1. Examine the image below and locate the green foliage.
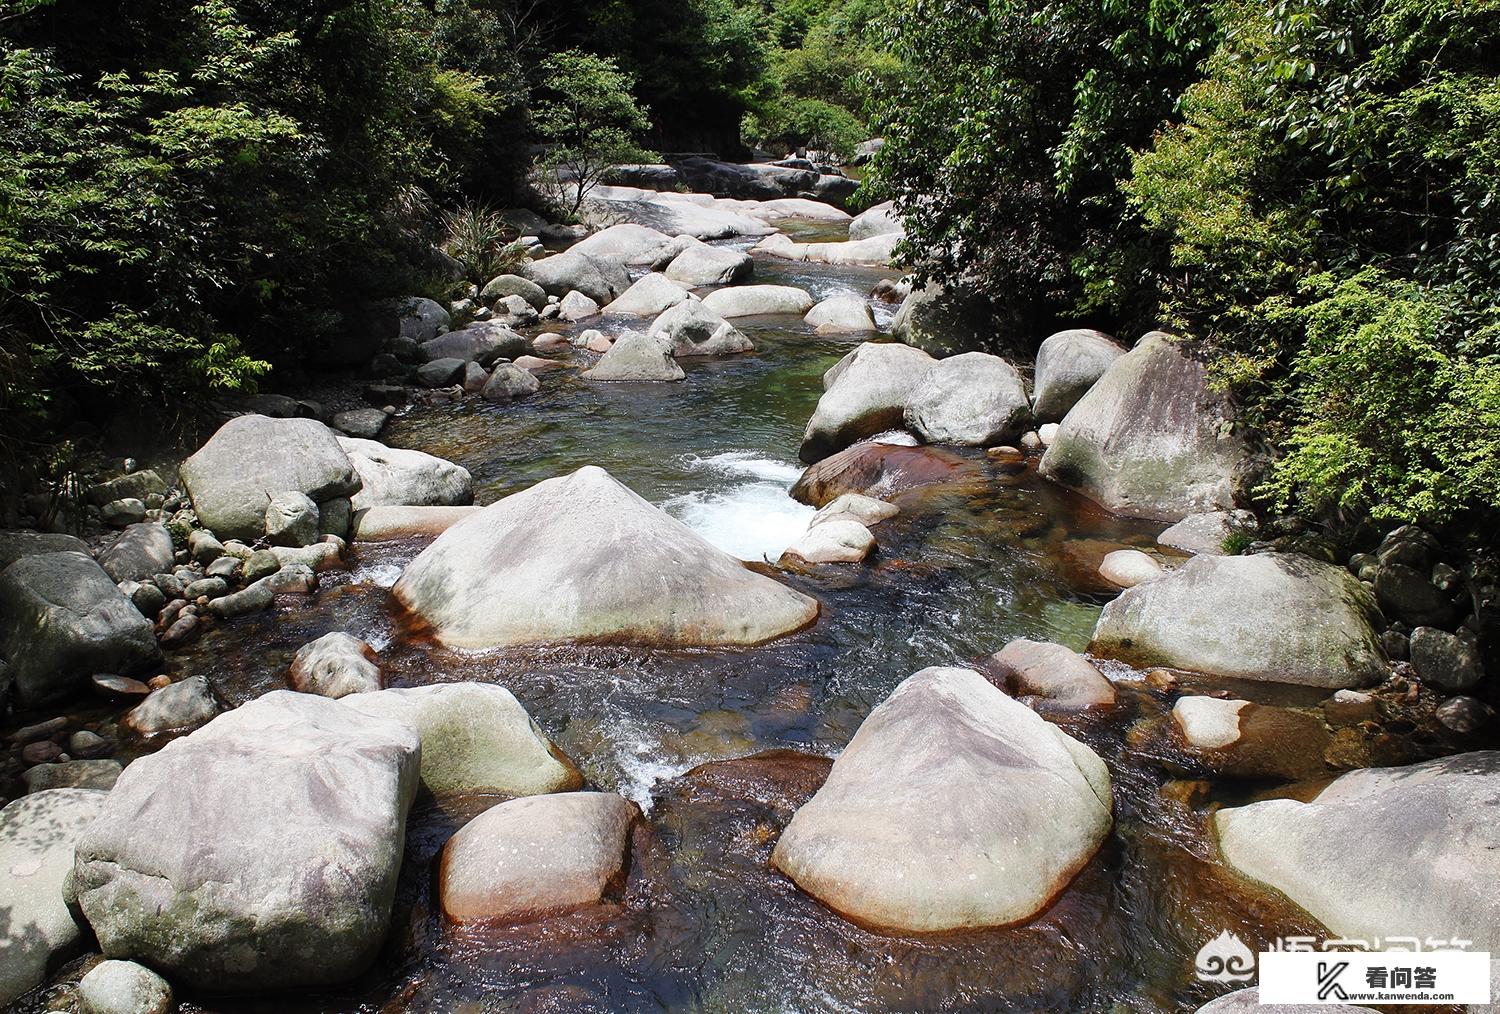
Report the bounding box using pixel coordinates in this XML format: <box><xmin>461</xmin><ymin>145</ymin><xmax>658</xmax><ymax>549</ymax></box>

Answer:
<box><xmin>1128</xmin><ymin>0</ymin><xmax>1500</xmax><ymax>524</ymax></box>
<box><xmin>531</xmin><ymin>50</ymin><xmax>655</xmax><ymax>216</ymax></box>
<box><xmin>439</xmin><ymin>203</ymin><xmax>530</xmax><ymax>285</ymax></box>
<box><xmin>863</xmin><ymin>0</ymin><xmax>1215</xmax><ymax>340</ymax></box>
<box><xmin>742</xmin><ymin>96</ymin><xmax>866</xmax><ymax>161</ymax></box>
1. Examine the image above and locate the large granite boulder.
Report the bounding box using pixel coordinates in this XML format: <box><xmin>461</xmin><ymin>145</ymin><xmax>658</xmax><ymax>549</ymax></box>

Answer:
<box><xmin>70</xmin><ymin>692</ymin><xmax>421</xmax><ymax>991</ymax></box>
<box><xmin>521</xmin><ymin>250</ymin><xmax>630</xmax><ymax>304</ymax></box>
<box><xmin>180</xmin><ymin>415</ymin><xmax>361</xmax><ymax>540</ymax></box>
<box><xmin>568</xmin><ymin>223</ymin><xmax>677</xmax><ymax>265</ymax></box>
<box><xmin>0</xmin><ymin>552</ymin><xmax>157</xmax><ymax>707</ymax></box>
<box><xmin>804</xmin><ymin>294</ymin><xmax>876</xmax><ymax>333</ymax></box>
<box><xmin>1090</xmin><ymin>553</ymin><xmax>1386</xmax><ymax>688</ymax></box>
<box><xmin>393</xmin><ymin>465</ymin><xmax>818</xmax><ymax>648</ymax></box>
<box><xmin>1031</xmin><ymin>329</ymin><xmax>1125</xmax><ymax>423</ymax></box>
<box><xmin>752</xmin><ymin>232</ymin><xmax>900</xmax><ymax>266</ymax></box>
<box><xmin>421</xmin><ymin>323</ymin><xmax>527</xmax><ymax>365</ymax></box>
<box><xmin>701</xmin><ymin>284</ymin><xmax>814</xmax><ymax>318</ymax></box>
<box><xmin>1040</xmin><ymin>333</ymin><xmax>1246</xmax><ymax>521</ymax></box>
<box><xmin>663</xmin><ymin>240</ymin><xmax>754</xmax><ymax>286</ymax></box>
<box><xmin>889</xmin><ymin>280</ymin><xmax>995</xmax><ymax>358</ymax></box>
<box><xmin>1215</xmin><ymin>752</ymin><xmax>1500</xmax><ymax>966</ymax></box>
<box><xmin>480</xmin><ymin>273</ymin><xmax>547</xmax><ymax>310</ymax></box>
<box><xmin>582</xmin><ymin>330</ymin><xmax>685</xmax><ymax>382</ymax></box>
<box><xmin>903</xmin><ymin>352</ymin><xmax>1030</xmax><ymax>446</ymax></box>
<box><xmin>799</xmin><ymin>342</ymin><xmax>936</xmax><ymax>463</ymax></box>
<box><xmin>772</xmin><ymin>667</ymin><xmax>1112</xmax><ymax>932</ymax></box>
<box><xmin>848</xmin><ymin>201</ymin><xmax>901</xmax><ymax>241</ymax></box>
<box><xmin>600</xmin><ymin>272</ymin><xmax>692</xmax><ymax>316</ymax></box>
<box><xmin>439</xmin><ymin>792</ymin><xmax>639</xmax><ymax>923</ymax></box>
<box><xmin>0</xmin><ymin>789</ymin><xmax>109</xmax><ymax>1005</ymax></box>
<box><xmin>337</xmin><ymin>437</ymin><xmax>473</xmax><ymax>511</ymax></box>
<box><xmin>98</xmin><ymin>522</ymin><xmax>174</xmax><ymax>583</ymax></box>
<box><xmin>342</xmin><ymin>683</ymin><xmax>581</xmax><ymax>797</ymax></box>
<box><xmin>647</xmin><ymin>300</ymin><xmax>753</xmax><ymax>357</ymax></box>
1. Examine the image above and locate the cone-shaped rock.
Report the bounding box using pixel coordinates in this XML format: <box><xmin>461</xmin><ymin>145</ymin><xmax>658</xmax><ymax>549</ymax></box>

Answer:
<box><xmin>393</xmin><ymin>466</ymin><xmax>819</xmax><ymax>648</ymax></box>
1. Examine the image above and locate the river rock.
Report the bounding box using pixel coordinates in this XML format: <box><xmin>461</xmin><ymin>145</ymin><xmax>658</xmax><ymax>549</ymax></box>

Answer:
<box><xmin>180</xmin><ymin>415</ymin><xmax>360</xmax><ymax>540</ymax></box>
<box><xmin>349</xmin><ymin>504</ymin><xmax>483</xmax><ymax>541</ymax></box>
<box><xmin>1031</xmin><ymin>329</ymin><xmax>1125</xmax><ymax>423</ymax></box>
<box><xmin>71</xmin><ymin>691</ymin><xmax>421</xmax><ymax>990</ymax></box>
<box><xmin>752</xmin><ymin>231</ymin><xmax>900</xmax><ymax>266</ymax></box>
<box><xmin>559</xmin><ymin>289</ymin><xmax>601</xmax><ymax>322</ymax></box>
<box><xmin>1215</xmin><ymin>752</ymin><xmax>1500</xmax><ymax>965</ymax></box>
<box><xmin>1409</xmin><ymin>626</ymin><xmax>1484</xmax><ymax>692</ymax></box>
<box><xmin>1436</xmin><ymin>695</ymin><xmax>1494</xmax><ymax>733</ymax></box>
<box><xmin>87</xmin><ymin>469</ymin><xmax>166</xmax><ymax>507</ymax></box>
<box><xmin>582</xmin><ymin>330</ymin><xmax>685</xmax><ymax>382</ymax></box>
<box><xmin>1173</xmin><ymin>696</ymin><xmax>1248</xmax><ymax>748</ymax></box>
<box><xmin>987</xmin><ymin>639</ymin><xmax>1115</xmax><ymax>708</ymax></box>
<box><xmin>780</xmin><ymin>518</ymin><xmax>875</xmax><ymax>565</ymax></box>
<box><xmin>1040</xmin><ymin>333</ymin><xmax>1246</xmax><ymax>522</ymax></box>
<box><xmin>903</xmin><ymin>351</ymin><xmax>1030</xmax><ymax>447</ymax></box>
<box><xmin>889</xmin><ymin>280</ymin><xmax>993</xmax><ymax>358</ymax></box>
<box><xmin>522</xmin><ymin>250</ymin><xmax>630</xmax><ymax>304</ymax></box>
<box><xmin>1098</xmin><ymin>549</ymin><xmax>1164</xmax><ymax>588</ymax></box>
<box><xmin>663</xmin><ymin>240</ymin><xmax>753</xmax><ymax>286</ymax></box>
<box><xmin>1090</xmin><ymin>553</ymin><xmax>1385</xmax><ymax>688</ymax></box>
<box><xmin>438</xmin><ymin>791</ymin><xmax>639</xmax><ymax>923</ymax></box>
<box><xmin>1373</xmin><ymin>563</ymin><xmax>1454</xmax><ymax>628</ymax></box>
<box><xmin>701</xmin><ymin>284</ymin><xmax>814</xmax><ymax>318</ymax></box>
<box><xmin>23</xmin><ymin>759</ymin><xmax>122</xmax><ymax>792</ymax></box>
<box><xmin>0</xmin><ymin>552</ymin><xmax>157</xmax><ymax>707</ymax></box>
<box><xmin>804</xmin><ymin>293</ymin><xmax>876</xmax><ymax>333</ymax></box>
<box><xmin>481</xmin><ymin>363</ymin><xmax>542</xmax><ymax>400</ymax></box>
<box><xmin>799</xmin><ymin>342</ymin><xmax>936</xmax><ymax>462</ymax></box>
<box><xmin>1173</xmin><ymin>697</ymin><xmax>1329</xmax><ymax>779</ymax></box>
<box><xmin>480</xmin><ymin>273</ymin><xmax>548</xmax><ymax>309</ymax></box>
<box><xmin>1375</xmin><ymin>524</ymin><xmax>1441</xmax><ymax>569</ymax></box>
<box><xmin>99</xmin><ymin>522</ymin><xmax>174</xmax><ymax>583</ymax></box>
<box><xmin>848</xmin><ymin>201</ymin><xmax>901</xmax><ymax>241</ymax></box>
<box><xmin>264</xmin><ymin>490</ymin><xmax>319</xmax><ymax>547</ymax></box>
<box><xmin>416</xmin><ymin>357</ymin><xmax>466</xmax><ymax>387</ymax></box>
<box><xmin>124</xmin><ymin>675</ymin><xmax>220</xmax><ymax>735</ymax></box>
<box><xmin>331</xmin><ymin>407</ymin><xmax>389</xmax><ymax>440</ymax></box>
<box><xmin>569</xmin><ymin>223</ymin><xmax>677</xmax><ymax>265</ymax></box>
<box><xmin>1195</xmin><ymin>987</ymin><xmax>1379</xmax><ymax>1013</ymax></box>
<box><xmin>601</xmin><ymin>272</ymin><xmax>692</xmax><ymax>315</ymax></box>
<box><xmin>809</xmin><ymin>493</ymin><xmax>899</xmax><ymax>529</ymax></box>
<box><xmin>343</xmin><ymin>683</ymin><xmax>580</xmax><ymax>797</ymax></box>
<box><xmin>0</xmin><ymin>789</ymin><xmax>109</xmax><ymax>1005</ymax></box>
<box><xmin>421</xmin><ymin>323</ymin><xmax>528</xmax><ymax>365</ymax></box>
<box><xmin>337</xmin><ymin>437</ymin><xmax>473</xmax><ymax>510</ymax></box>
<box><xmin>790</xmin><ymin>438</ymin><xmax>982</xmax><ymax>507</ymax></box>
<box><xmin>289</xmin><ymin>632</ymin><xmax>381</xmax><ymax>698</ymax></box>
<box><xmin>205</xmin><ymin>579</ymin><xmax>273</xmax><ymax>618</ymax></box>
<box><xmin>0</xmin><ymin>530</ymin><xmax>90</xmax><ymax>569</ymax></box>
<box><xmin>772</xmin><ymin>666</ymin><xmax>1112</xmax><ymax>932</ymax></box>
<box><xmin>77</xmin><ymin>960</ymin><xmax>173</xmax><ymax>1014</ymax></box>
<box><xmin>393</xmin><ymin>465</ymin><xmax>818</xmax><ymax>648</ymax></box>
<box><xmin>398</xmin><ymin>296</ymin><xmax>449</xmax><ymax>342</ymax></box>
<box><xmin>647</xmin><ymin>300</ymin><xmax>753</xmax><ymax>357</ymax></box>
<box><xmin>1157</xmin><ymin>510</ymin><xmax>1255</xmax><ymax>556</ymax></box>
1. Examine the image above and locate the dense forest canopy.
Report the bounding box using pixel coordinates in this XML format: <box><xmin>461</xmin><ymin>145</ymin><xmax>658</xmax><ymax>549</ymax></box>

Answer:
<box><xmin>1</xmin><ymin>0</ymin><xmax>1497</xmax><ymax>534</ymax></box>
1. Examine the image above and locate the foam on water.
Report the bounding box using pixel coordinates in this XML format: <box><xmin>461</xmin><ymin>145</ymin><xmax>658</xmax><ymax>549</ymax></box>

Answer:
<box><xmin>663</xmin><ymin>451</ymin><xmax>815</xmax><ymax>561</ymax></box>
<box><xmin>681</xmin><ymin>449</ymin><xmax>805</xmax><ymax>485</ymax></box>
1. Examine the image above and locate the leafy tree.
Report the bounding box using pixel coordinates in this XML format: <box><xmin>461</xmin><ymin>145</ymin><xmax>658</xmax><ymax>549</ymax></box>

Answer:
<box><xmin>531</xmin><ymin>50</ymin><xmax>654</xmax><ymax>216</ymax></box>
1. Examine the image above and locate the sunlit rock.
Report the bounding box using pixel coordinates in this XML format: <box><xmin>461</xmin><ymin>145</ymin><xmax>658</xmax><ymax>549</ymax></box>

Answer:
<box><xmin>799</xmin><ymin>342</ymin><xmax>935</xmax><ymax>462</ymax></box>
<box><xmin>1031</xmin><ymin>329</ymin><xmax>1125</xmax><ymax>423</ymax></box>
<box><xmin>987</xmin><ymin>639</ymin><xmax>1115</xmax><ymax>709</ymax></box>
<box><xmin>903</xmin><ymin>351</ymin><xmax>1030</xmax><ymax>447</ymax></box>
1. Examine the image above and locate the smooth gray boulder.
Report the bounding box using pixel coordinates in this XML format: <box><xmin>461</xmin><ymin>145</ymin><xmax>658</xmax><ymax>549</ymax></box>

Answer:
<box><xmin>393</xmin><ymin>465</ymin><xmax>818</xmax><ymax>648</ymax></box>
<box><xmin>331</xmin><ymin>407</ymin><xmax>389</xmax><ymax>439</ymax></box>
<box><xmin>342</xmin><ymin>683</ymin><xmax>581</xmax><ymax>797</ymax></box>
<box><xmin>77</xmin><ymin>960</ymin><xmax>173</xmax><ymax>1014</ymax></box>
<box><xmin>772</xmin><ymin>666</ymin><xmax>1112</xmax><ymax>932</ymax></box>
<box><xmin>71</xmin><ymin>692</ymin><xmax>421</xmax><ymax>991</ymax></box>
<box><xmin>1090</xmin><ymin>553</ymin><xmax>1386</xmax><ymax>688</ymax></box>
<box><xmin>289</xmin><ymin>632</ymin><xmax>381</xmax><ymax>698</ymax></box>
<box><xmin>99</xmin><ymin>522</ymin><xmax>174</xmax><ymax>583</ymax></box>
<box><xmin>647</xmin><ymin>300</ymin><xmax>753</xmax><ymax>357</ymax></box>
<box><xmin>180</xmin><ymin>415</ymin><xmax>360</xmax><ymax>540</ymax></box>
<box><xmin>124</xmin><ymin>675</ymin><xmax>220</xmax><ymax>736</ymax></box>
<box><xmin>987</xmin><ymin>639</ymin><xmax>1115</xmax><ymax>708</ymax></box>
<box><xmin>398</xmin><ymin>296</ymin><xmax>449</xmax><ymax>342</ymax></box>
<box><xmin>480</xmin><ymin>363</ymin><xmax>542</xmax><ymax>400</ymax></box>
<box><xmin>780</xmin><ymin>518</ymin><xmax>875</xmax><ymax>565</ymax></box>
<box><xmin>1157</xmin><ymin>509</ymin><xmax>1256</xmax><ymax>556</ymax></box>
<box><xmin>480</xmin><ymin>273</ymin><xmax>547</xmax><ymax>309</ymax></box>
<box><xmin>1040</xmin><ymin>333</ymin><xmax>1246</xmax><ymax>521</ymax></box>
<box><xmin>799</xmin><ymin>342</ymin><xmax>936</xmax><ymax>463</ymax></box>
<box><xmin>559</xmin><ymin>289</ymin><xmax>601</xmax><ymax>322</ymax></box>
<box><xmin>1215</xmin><ymin>753</ymin><xmax>1500</xmax><ymax>968</ymax></box>
<box><xmin>568</xmin><ymin>223</ymin><xmax>677</xmax><ymax>265</ymax></box>
<box><xmin>0</xmin><ymin>789</ymin><xmax>109</xmax><ymax>1006</ymax></box>
<box><xmin>601</xmin><ymin>272</ymin><xmax>692</xmax><ymax>316</ymax></box>
<box><xmin>804</xmin><ymin>293</ymin><xmax>876</xmax><ymax>333</ymax></box>
<box><xmin>889</xmin><ymin>280</ymin><xmax>994</xmax><ymax>358</ymax></box>
<box><xmin>0</xmin><ymin>530</ymin><xmax>89</xmax><ymax>569</ymax></box>
<box><xmin>581</xmin><ymin>330</ymin><xmax>685</xmax><ymax>382</ymax></box>
<box><xmin>337</xmin><ymin>437</ymin><xmax>473</xmax><ymax>511</ymax></box>
<box><xmin>521</xmin><ymin>250</ymin><xmax>630</xmax><ymax>304</ymax></box>
<box><xmin>848</xmin><ymin>200</ymin><xmax>901</xmax><ymax>241</ymax></box>
<box><xmin>439</xmin><ymin>791</ymin><xmax>638</xmax><ymax>923</ymax></box>
<box><xmin>663</xmin><ymin>240</ymin><xmax>753</xmax><ymax>286</ymax></box>
<box><xmin>421</xmin><ymin>323</ymin><xmax>527</xmax><ymax>365</ymax></box>
<box><xmin>264</xmin><ymin>490</ymin><xmax>319</xmax><ymax>547</ymax></box>
<box><xmin>903</xmin><ymin>351</ymin><xmax>1030</xmax><ymax>446</ymax></box>
<box><xmin>701</xmin><ymin>284</ymin><xmax>815</xmax><ymax>318</ymax></box>
<box><xmin>416</xmin><ymin>357</ymin><xmax>465</xmax><ymax>387</ymax></box>
<box><xmin>0</xmin><ymin>552</ymin><xmax>157</xmax><ymax>707</ymax></box>
<box><xmin>1031</xmin><ymin>329</ymin><xmax>1126</xmax><ymax>423</ymax></box>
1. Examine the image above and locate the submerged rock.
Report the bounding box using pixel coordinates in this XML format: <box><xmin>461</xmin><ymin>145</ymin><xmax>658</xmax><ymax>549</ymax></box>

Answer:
<box><xmin>71</xmin><ymin>692</ymin><xmax>421</xmax><ymax>991</ymax></box>
<box><xmin>0</xmin><ymin>789</ymin><xmax>109</xmax><ymax>1006</ymax></box>
<box><xmin>1040</xmin><ymin>334</ymin><xmax>1246</xmax><ymax>522</ymax></box>
<box><xmin>772</xmin><ymin>667</ymin><xmax>1112</xmax><ymax>932</ymax></box>
<box><xmin>1090</xmin><ymin>553</ymin><xmax>1385</xmax><ymax>688</ymax></box>
<box><xmin>337</xmin><ymin>437</ymin><xmax>473</xmax><ymax>511</ymax></box>
<box><xmin>0</xmin><ymin>551</ymin><xmax>157</xmax><ymax>707</ymax></box>
<box><xmin>799</xmin><ymin>342</ymin><xmax>935</xmax><ymax>462</ymax></box>
<box><xmin>1215</xmin><ymin>752</ymin><xmax>1500</xmax><ymax>964</ymax></box>
<box><xmin>393</xmin><ymin>465</ymin><xmax>818</xmax><ymax>648</ymax></box>
<box><xmin>1172</xmin><ymin>696</ymin><xmax>1329</xmax><ymax>780</ymax></box>
<box><xmin>439</xmin><ymin>792</ymin><xmax>639</xmax><ymax>923</ymax></box>
<box><xmin>342</xmin><ymin>683</ymin><xmax>581</xmax><ymax>797</ymax></box>
<box><xmin>289</xmin><ymin>631</ymin><xmax>381</xmax><ymax>698</ymax></box>
<box><xmin>903</xmin><ymin>351</ymin><xmax>1030</xmax><ymax>447</ymax></box>
<box><xmin>180</xmin><ymin>414</ymin><xmax>361</xmax><ymax>541</ymax></box>
<box><xmin>986</xmin><ymin>639</ymin><xmax>1115</xmax><ymax>709</ymax></box>
<box><xmin>1031</xmin><ymin>329</ymin><xmax>1125</xmax><ymax>423</ymax></box>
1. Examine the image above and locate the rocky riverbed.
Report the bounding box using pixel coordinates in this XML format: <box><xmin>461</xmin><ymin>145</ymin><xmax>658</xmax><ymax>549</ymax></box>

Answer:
<box><xmin>0</xmin><ymin>188</ymin><xmax>1494</xmax><ymax>1014</ymax></box>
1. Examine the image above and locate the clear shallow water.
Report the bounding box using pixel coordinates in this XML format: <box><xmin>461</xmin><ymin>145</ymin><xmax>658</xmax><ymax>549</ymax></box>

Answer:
<box><xmin>10</xmin><ymin>222</ymin><xmax>1435</xmax><ymax>1014</ymax></box>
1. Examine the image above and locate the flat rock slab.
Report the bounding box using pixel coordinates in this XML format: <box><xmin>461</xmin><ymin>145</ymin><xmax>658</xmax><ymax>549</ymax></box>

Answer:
<box><xmin>439</xmin><ymin>791</ymin><xmax>639</xmax><ymax>923</ymax></box>
<box><xmin>393</xmin><ymin>465</ymin><xmax>818</xmax><ymax>648</ymax></box>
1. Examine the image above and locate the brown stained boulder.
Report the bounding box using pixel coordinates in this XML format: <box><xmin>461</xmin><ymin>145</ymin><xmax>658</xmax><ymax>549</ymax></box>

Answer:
<box><xmin>790</xmin><ymin>439</ymin><xmax>982</xmax><ymax>508</ymax></box>
<box><xmin>986</xmin><ymin>639</ymin><xmax>1115</xmax><ymax>709</ymax></box>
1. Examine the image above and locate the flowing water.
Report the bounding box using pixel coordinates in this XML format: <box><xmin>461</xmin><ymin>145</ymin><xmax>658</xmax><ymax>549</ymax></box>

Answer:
<box><xmin>11</xmin><ymin>218</ymin><xmax>1401</xmax><ymax>1013</ymax></box>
